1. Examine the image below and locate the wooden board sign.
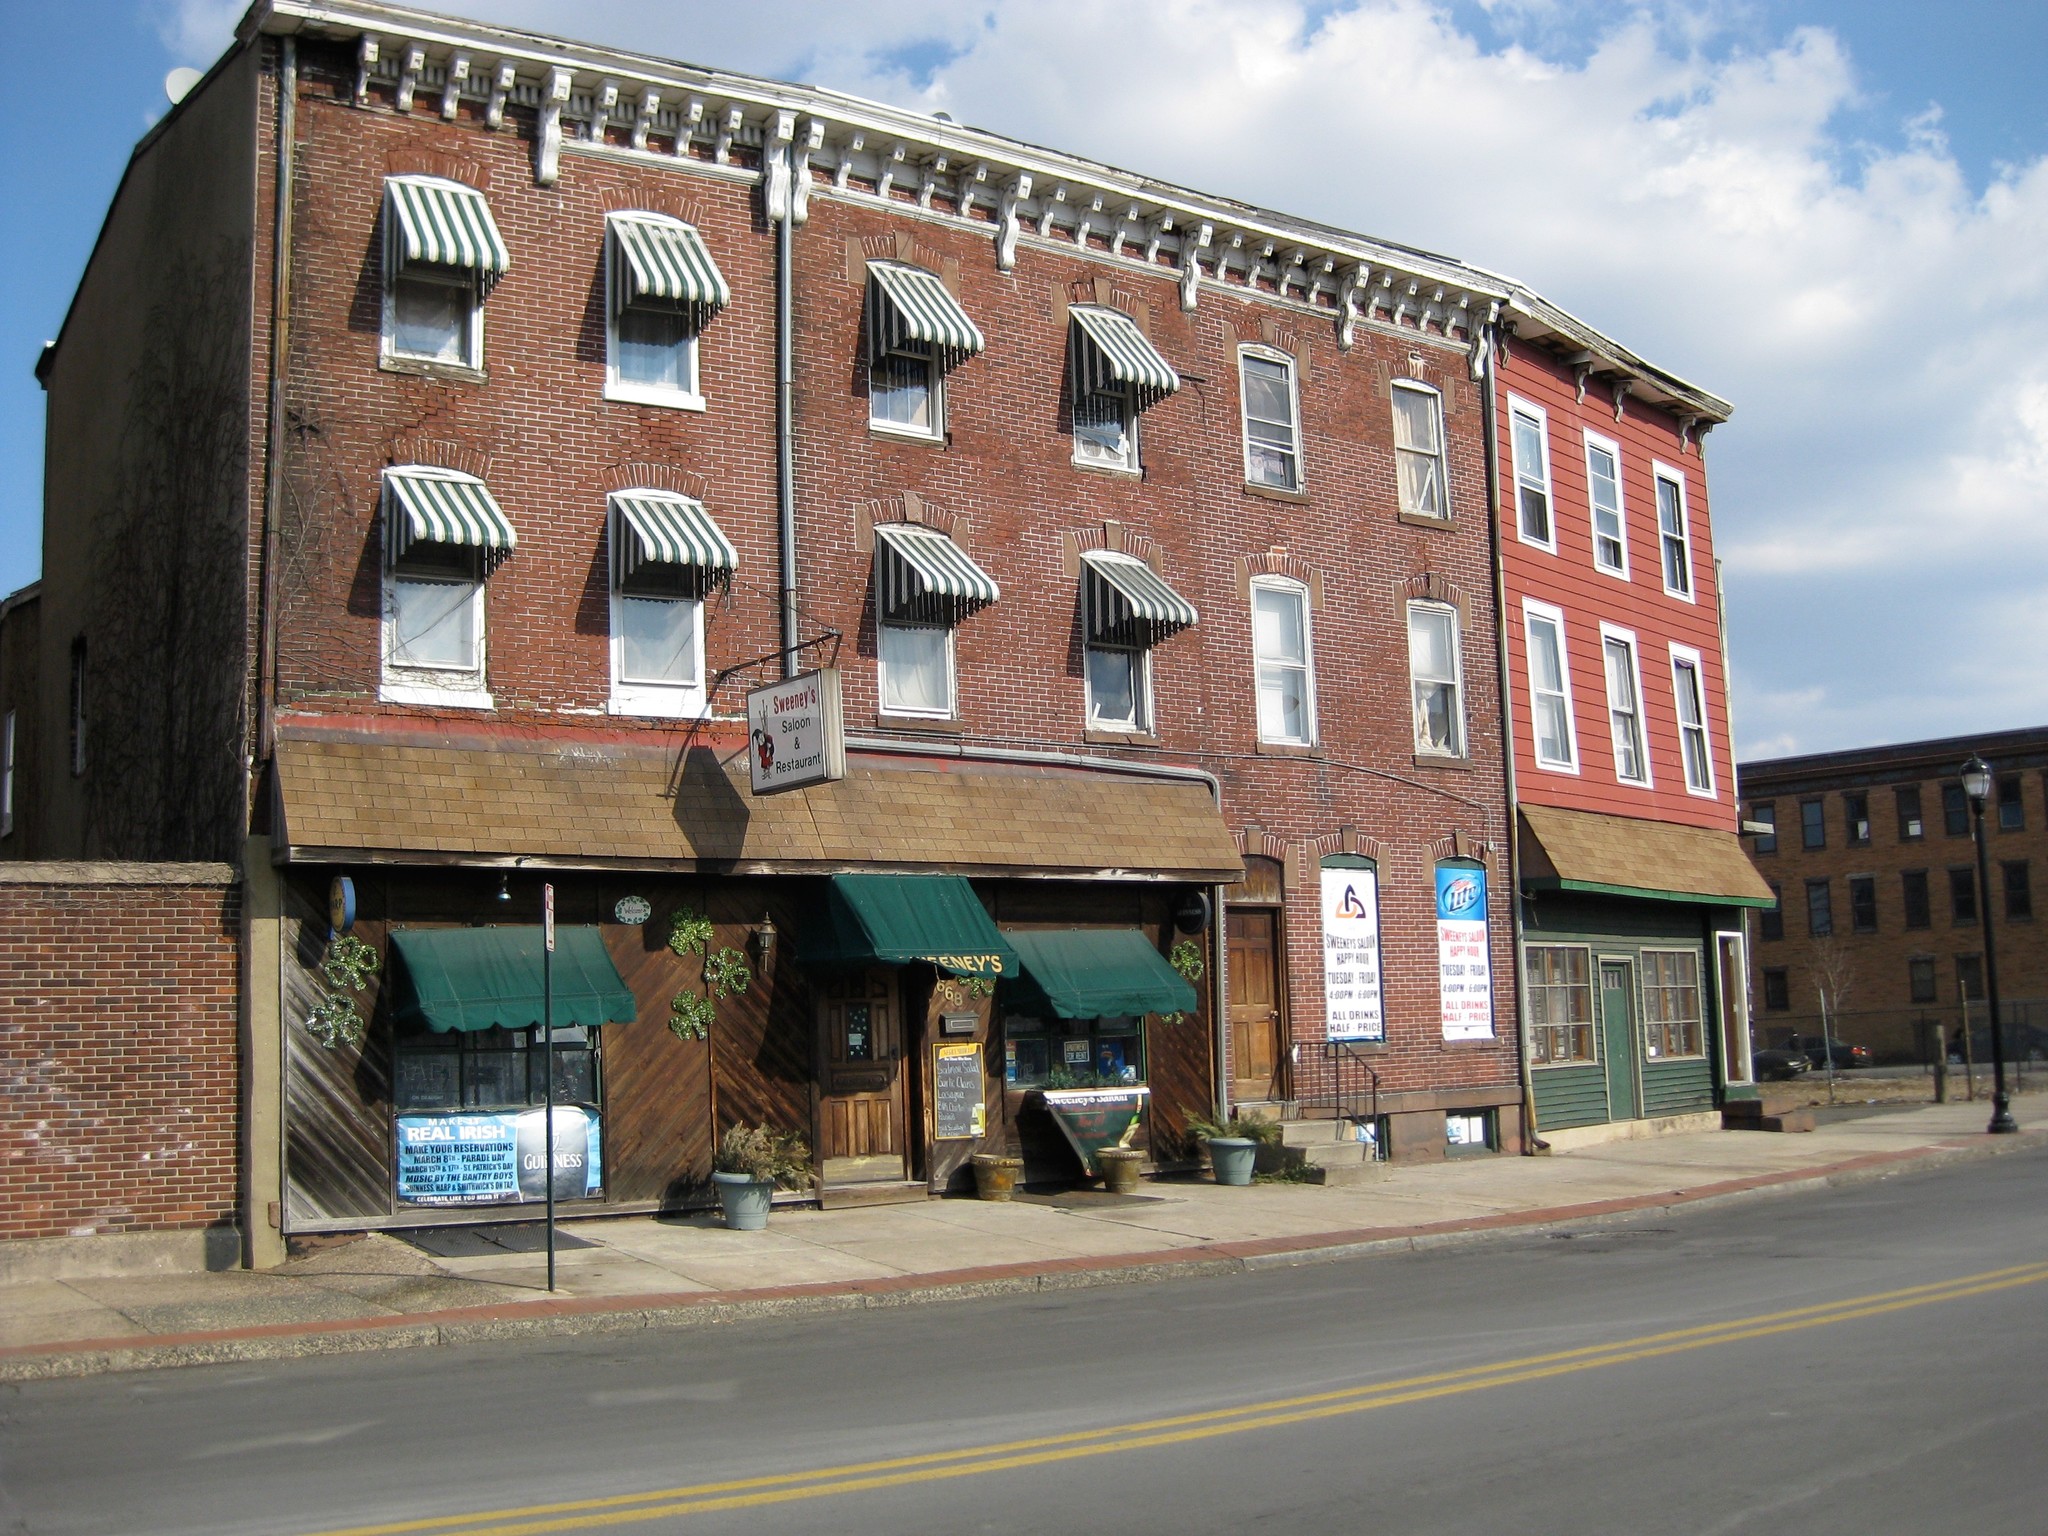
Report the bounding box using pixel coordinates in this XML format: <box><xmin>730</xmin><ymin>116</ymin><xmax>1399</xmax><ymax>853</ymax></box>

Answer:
<box><xmin>932</xmin><ymin>1042</ymin><xmax>985</xmax><ymax>1140</ymax></box>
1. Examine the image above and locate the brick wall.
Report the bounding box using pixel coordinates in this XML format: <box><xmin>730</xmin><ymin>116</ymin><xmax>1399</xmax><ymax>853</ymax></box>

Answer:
<box><xmin>0</xmin><ymin>864</ymin><xmax>241</xmax><ymax>1240</ymax></box>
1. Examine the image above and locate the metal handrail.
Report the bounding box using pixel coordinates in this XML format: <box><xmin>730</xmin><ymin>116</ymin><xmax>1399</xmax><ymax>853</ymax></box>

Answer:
<box><xmin>1292</xmin><ymin>1042</ymin><xmax>1382</xmax><ymax>1157</ymax></box>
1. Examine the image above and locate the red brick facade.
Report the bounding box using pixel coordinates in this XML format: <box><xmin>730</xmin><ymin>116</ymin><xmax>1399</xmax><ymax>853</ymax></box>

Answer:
<box><xmin>0</xmin><ymin>867</ymin><xmax>241</xmax><ymax>1239</ymax></box>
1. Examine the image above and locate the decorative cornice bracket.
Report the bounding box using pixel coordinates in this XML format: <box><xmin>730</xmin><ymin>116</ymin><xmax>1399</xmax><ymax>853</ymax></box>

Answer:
<box><xmin>485</xmin><ymin>60</ymin><xmax>516</xmax><ymax>130</ymax></box>
<box><xmin>1179</xmin><ymin>222</ymin><xmax>1212</xmax><ymax>311</ymax></box>
<box><xmin>394</xmin><ymin>42</ymin><xmax>424</xmax><ymax>114</ymax></box>
<box><xmin>353</xmin><ymin>36</ymin><xmax>379</xmax><ymax>107</ymax></box>
<box><xmin>995</xmin><ymin>172</ymin><xmax>1032</xmax><ymax>270</ymax></box>
<box><xmin>439</xmin><ymin>52</ymin><xmax>469</xmax><ymax>120</ymax></box>
<box><xmin>535</xmin><ymin>65</ymin><xmax>573</xmax><ymax>185</ymax></box>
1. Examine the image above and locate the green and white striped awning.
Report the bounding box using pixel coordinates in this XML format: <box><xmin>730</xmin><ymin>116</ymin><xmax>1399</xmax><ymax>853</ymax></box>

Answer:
<box><xmin>609</xmin><ymin>213</ymin><xmax>730</xmax><ymax>318</ymax></box>
<box><xmin>384</xmin><ymin>176</ymin><xmax>510</xmax><ymax>274</ymax></box>
<box><xmin>611</xmin><ymin>491</ymin><xmax>739</xmax><ymax>580</ymax></box>
<box><xmin>1070</xmin><ymin>306</ymin><xmax>1180</xmax><ymax>407</ymax></box>
<box><xmin>867</xmin><ymin>261</ymin><xmax>985</xmax><ymax>366</ymax></box>
<box><xmin>383</xmin><ymin>466</ymin><xmax>516</xmax><ymax>561</ymax></box>
<box><xmin>1082</xmin><ymin>550</ymin><xmax>1198</xmax><ymax>646</ymax></box>
<box><xmin>874</xmin><ymin>523</ymin><xmax>999</xmax><ymax>622</ymax></box>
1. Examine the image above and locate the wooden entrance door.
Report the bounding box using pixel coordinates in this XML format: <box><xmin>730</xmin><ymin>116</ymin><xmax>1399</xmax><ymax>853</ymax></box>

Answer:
<box><xmin>817</xmin><ymin>970</ymin><xmax>905</xmax><ymax>1179</ymax></box>
<box><xmin>1599</xmin><ymin>959</ymin><xmax>1639</xmax><ymax>1121</ymax></box>
<box><xmin>1228</xmin><ymin>909</ymin><xmax>1284</xmax><ymax>1103</ymax></box>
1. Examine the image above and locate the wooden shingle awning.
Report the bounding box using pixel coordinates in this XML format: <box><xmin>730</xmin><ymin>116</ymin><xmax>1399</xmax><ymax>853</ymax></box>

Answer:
<box><xmin>272</xmin><ymin>730</ymin><xmax>1243</xmax><ymax>883</ymax></box>
<box><xmin>1518</xmin><ymin>803</ymin><xmax>1774</xmax><ymax>908</ymax></box>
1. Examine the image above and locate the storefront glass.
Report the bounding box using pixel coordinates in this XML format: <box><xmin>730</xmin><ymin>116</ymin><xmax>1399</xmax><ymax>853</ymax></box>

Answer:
<box><xmin>1003</xmin><ymin>1014</ymin><xmax>1146</xmax><ymax>1088</ymax></box>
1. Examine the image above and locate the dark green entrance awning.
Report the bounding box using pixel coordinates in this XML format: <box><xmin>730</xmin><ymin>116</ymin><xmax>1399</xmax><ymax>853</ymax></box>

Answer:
<box><xmin>387</xmin><ymin>927</ymin><xmax>638</xmax><ymax>1033</ymax></box>
<box><xmin>797</xmin><ymin>874</ymin><xmax>1018</xmax><ymax>977</ymax></box>
<box><xmin>1003</xmin><ymin>928</ymin><xmax>1196</xmax><ymax>1019</ymax></box>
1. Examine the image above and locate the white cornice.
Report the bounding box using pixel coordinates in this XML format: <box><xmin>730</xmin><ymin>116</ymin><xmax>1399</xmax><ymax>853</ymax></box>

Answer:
<box><xmin>247</xmin><ymin>0</ymin><xmax>1727</xmax><ymax>416</ymax></box>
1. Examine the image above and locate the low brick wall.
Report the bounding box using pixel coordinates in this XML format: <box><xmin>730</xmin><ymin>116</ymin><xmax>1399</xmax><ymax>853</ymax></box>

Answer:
<box><xmin>0</xmin><ymin>863</ymin><xmax>241</xmax><ymax>1241</ymax></box>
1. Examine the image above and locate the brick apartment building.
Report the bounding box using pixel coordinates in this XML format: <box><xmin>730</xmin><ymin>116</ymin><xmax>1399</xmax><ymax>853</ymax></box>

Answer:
<box><xmin>3</xmin><ymin>0</ymin><xmax>1751</xmax><ymax>1254</ymax></box>
<box><xmin>1740</xmin><ymin>724</ymin><xmax>2048</xmax><ymax>1065</ymax></box>
<box><xmin>1495</xmin><ymin>307</ymin><xmax>1771</xmax><ymax>1137</ymax></box>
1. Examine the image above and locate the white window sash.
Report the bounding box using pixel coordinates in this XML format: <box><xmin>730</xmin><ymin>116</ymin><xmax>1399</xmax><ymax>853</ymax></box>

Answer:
<box><xmin>1671</xmin><ymin>648</ymin><xmax>1716</xmax><ymax>796</ymax></box>
<box><xmin>1250</xmin><ymin>580</ymin><xmax>1315</xmax><ymax>744</ymax></box>
<box><xmin>878</xmin><ymin>620</ymin><xmax>956</xmax><ymax>717</ymax></box>
<box><xmin>1507</xmin><ymin>398</ymin><xmax>1553</xmax><ymax>548</ymax></box>
<box><xmin>1654</xmin><ymin>465</ymin><xmax>1693</xmax><ymax>599</ymax></box>
<box><xmin>1393</xmin><ymin>383</ymin><xmax>1449</xmax><ymax>520</ymax></box>
<box><xmin>1407</xmin><ymin>602</ymin><xmax>1463</xmax><ymax>756</ymax></box>
<box><xmin>1239</xmin><ymin>350</ymin><xmax>1301</xmax><ymax>491</ymax></box>
<box><xmin>383</xmin><ymin>261</ymin><xmax>481</xmax><ymax>370</ymax></box>
<box><xmin>1085</xmin><ymin>643</ymin><xmax>1150</xmax><ymax>731</ymax></box>
<box><xmin>1583</xmin><ymin>431</ymin><xmax>1629</xmax><ymax>577</ymax></box>
<box><xmin>1523</xmin><ymin>603</ymin><xmax>1578</xmax><ymax>771</ymax></box>
<box><xmin>1600</xmin><ymin>625</ymin><xmax>1651</xmax><ymax>786</ymax></box>
<box><xmin>869</xmin><ymin>342</ymin><xmax>943</xmax><ymax>437</ymax></box>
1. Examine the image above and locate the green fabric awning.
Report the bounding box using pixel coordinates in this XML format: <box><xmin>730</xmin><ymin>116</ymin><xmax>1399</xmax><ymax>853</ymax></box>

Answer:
<box><xmin>384</xmin><ymin>466</ymin><xmax>516</xmax><ymax>558</ymax></box>
<box><xmin>1070</xmin><ymin>305</ymin><xmax>1181</xmax><ymax>405</ymax></box>
<box><xmin>874</xmin><ymin>523</ymin><xmax>1000</xmax><ymax>622</ymax></box>
<box><xmin>609</xmin><ymin>212</ymin><xmax>730</xmax><ymax>314</ymax></box>
<box><xmin>1082</xmin><ymin>550</ymin><xmax>1198</xmax><ymax>645</ymax></box>
<box><xmin>387</xmin><ymin>927</ymin><xmax>638</xmax><ymax>1034</ymax></box>
<box><xmin>867</xmin><ymin>260</ymin><xmax>985</xmax><ymax>365</ymax></box>
<box><xmin>612</xmin><ymin>491</ymin><xmax>739</xmax><ymax>575</ymax></box>
<box><xmin>1003</xmin><ymin>928</ymin><xmax>1197</xmax><ymax>1020</ymax></box>
<box><xmin>797</xmin><ymin>874</ymin><xmax>1018</xmax><ymax>977</ymax></box>
<box><xmin>385</xmin><ymin>175</ymin><xmax>510</xmax><ymax>274</ymax></box>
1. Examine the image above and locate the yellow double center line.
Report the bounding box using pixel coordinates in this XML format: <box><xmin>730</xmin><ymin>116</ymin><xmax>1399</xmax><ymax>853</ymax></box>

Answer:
<box><xmin>302</xmin><ymin>1260</ymin><xmax>2048</xmax><ymax>1536</ymax></box>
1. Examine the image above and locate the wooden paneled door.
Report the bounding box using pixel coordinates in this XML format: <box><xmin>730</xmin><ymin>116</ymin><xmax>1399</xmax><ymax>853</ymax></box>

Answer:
<box><xmin>817</xmin><ymin>969</ymin><xmax>905</xmax><ymax>1181</ymax></box>
<box><xmin>1599</xmin><ymin>959</ymin><xmax>1640</xmax><ymax>1121</ymax></box>
<box><xmin>1228</xmin><ymin>909</ymin><xmax>1285</xmax><ymax>1103</ymax></box>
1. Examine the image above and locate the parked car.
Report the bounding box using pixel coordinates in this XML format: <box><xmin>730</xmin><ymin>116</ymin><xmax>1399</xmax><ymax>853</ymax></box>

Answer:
<box><xmin>1752</xmin><ymin>1047</ymin><xmax>1811</xmax><ymax>1081</ymax></box>
<box><xmin>1801</xmin><ymin>1039</ymin><xmax>1871</xmax><ymax>1069</ymax></box>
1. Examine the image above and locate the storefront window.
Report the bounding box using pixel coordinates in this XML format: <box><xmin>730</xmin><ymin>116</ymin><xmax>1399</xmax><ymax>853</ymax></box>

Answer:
<box><xmin>1003</xmin><ymin>1015</ymin><xmax>1146</xmax><ymax>1088</ymax></box>
<box><xmin>394</xmin><ymin>1026</ymin><xmax>600</xmax><ymax>1112</ymax></box>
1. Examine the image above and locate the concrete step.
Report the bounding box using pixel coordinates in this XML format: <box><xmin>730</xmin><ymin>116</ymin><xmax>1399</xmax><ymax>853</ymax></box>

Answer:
<box><xmin>816</xmin><ymin>1180</ymin><xmax>931</xmax><ymax>1210</ymax></box>
<box><xmin>1303</xmin><ymin>1159</ymin><xmax>1394</xmax><ymax>1187</ymax></box>
<box><xmin>1278</xmin><ymin>1118</ymin><xmax>1370</xmax><ymax>1148</ymax></box>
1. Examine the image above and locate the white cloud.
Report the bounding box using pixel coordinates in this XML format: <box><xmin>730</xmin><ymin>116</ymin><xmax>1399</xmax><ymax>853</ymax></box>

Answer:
<box><xmin>147</xmin><ymin>0</ymin><xmax>2048</xmax><ymax>757</ymax></box>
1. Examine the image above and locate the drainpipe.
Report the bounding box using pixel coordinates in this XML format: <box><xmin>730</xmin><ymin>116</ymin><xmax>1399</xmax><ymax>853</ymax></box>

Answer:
<box><xmin>774</xmin><ymin>151</ymin><xmax>799</xmax><ymax>678</ymax></box>
<box><xmin>1480</xmin><ymin>320</ymin><xmax>1545</xmax><ymax>1153</ymax></box>
<box><xmin>255</xmin><ymin>35</ymin><xmax>295</xmax><ymax>770</ymax></box>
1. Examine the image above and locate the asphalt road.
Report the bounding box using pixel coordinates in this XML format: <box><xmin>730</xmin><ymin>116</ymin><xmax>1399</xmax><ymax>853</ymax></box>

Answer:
<box><xmin>6</xmin><ymin>1148</ymin><xmax>2046</xmax><ymax>1536</ymax></box>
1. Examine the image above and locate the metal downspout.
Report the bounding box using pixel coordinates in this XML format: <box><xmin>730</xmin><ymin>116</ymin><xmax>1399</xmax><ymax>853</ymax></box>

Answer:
<box><xmin>256</xmin><ymin>36</ymin><xmax>294</xmax><ymax>771</ymax></box>
<box><xmin>1481</xmin><ymin>323</ymin><xmax>1545</xmax><ymax>1153</ymax></box>
<box><xmin>774</xmin><ymin>162</ymin><xmax>798</xmax><ymax>678</ymax></box>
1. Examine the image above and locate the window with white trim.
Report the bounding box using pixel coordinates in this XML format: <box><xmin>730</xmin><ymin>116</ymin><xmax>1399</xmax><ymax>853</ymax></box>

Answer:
<box><xmin>1654</xmin><ymin>465</ymin><xmax>1694</xmax><ymax>598</ymax></box>
<box><xmin>871</xmin><ymin>333</ymin><xmax>940</xmax><ymax>436</ymax></box>
<box><xmin>1670</xmin><ymin>646</ymin><xmax>1716</xmax><ymax>795</ymax></box>
<box><xmin>379</xmin><ymin>176</ymin><xmax>507</xmax><ymax>372</ymax></box>
<box><xmin>603</xmin><ymin>212</ymin><xmax>729</xmax><ymax>409</ymax></box>
<box><xmin>1240</xmin><ymin>349</ymin><xmax>1301</xmax><ymax>491</ymax></box>
<box><xmin>1</xmin><ymin>708</ymin><xmax>14</xmax><ymax>836</ymax></box>
<box><xmin>865</xmin><ymin>261</ymin><xmax>984</xmax><ymax>442</ymax></box>
<box><xmin>879</xmin><ymin>622</ymin><xmax>954</xmax><ymax>717</ymax></box>
<box><xmin>1250</xmin><ymin>578</ymin><xmax>1315</xmax><ymax>744</ymax></box>
<box><xmin>1523</xmin><ymin>601</ymin><xmax>1578</xmax><ymax>771</ymax></box>
<box><xmin>870</xmin><ymin>522</ymin><xmax>999</xmax><ymax>720</ymax></box>
<box><xmin>1066</xmin><ymin>306</ymin><xmax>1179</xmax><ymax>474</ymax></box>
<box><xmin>1507</xmin><ymin>398</ymin><xmax>1553</xmax><ymax>546</ymax></box>
<box><xmin>1078</xmin><ymin>550</ymin><xmax>1197</xmax><ymax>735</ymax></box>
<box><xmin>379</xmin><ymin>467</ymin><xmax>513</xmax><ymax>708</ymax></box>
<box><xmin>605</xmin><ymin>492</ymin><xmax>735</xmax><ymax>718</ymax></box>
<box><xmin>1407</xmin><ymin>602</ymin><xmax>1464</xmax><ymax>757</ymax></box>
<box><xmin>1393</xmin><ymin>382</ymin><xmax>1449</xmax><ymax>520</ymax></box>
<box><xmin>1641</xmin><ymin>948</ymin><xmax>1704</xmax><ymax>1058</ymax></box>
<box><xmin>1073</xmin><ymin>378</ymin><xmax>1136</xmax><ymax>470</ymax></box>
<box><xmin>1583</xmin><ymin>430</ymin><xmax>1628</xmax><ymax>576</ymax></box>
<box><xmin>1600</xmin><ymin>626</ymin><xmax>1650</xmax><ymax>785</ymax></box>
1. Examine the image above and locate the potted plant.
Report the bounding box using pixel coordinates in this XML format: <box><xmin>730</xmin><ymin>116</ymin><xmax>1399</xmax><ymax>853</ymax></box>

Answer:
<box><xmin>710</xmin><ymin>1123</ymin><xmax>812</xmax><ymax>1230</ymax></box>
<box><xmin>1095</xmin><ymin>1145</ymin><xmax>1145</xmax><ymax>1194</ymax></box>
<box><xmin>1186</xmin><ymin>1112</ymin><xmax>1279</xmax><ymax>1187</ymax></box>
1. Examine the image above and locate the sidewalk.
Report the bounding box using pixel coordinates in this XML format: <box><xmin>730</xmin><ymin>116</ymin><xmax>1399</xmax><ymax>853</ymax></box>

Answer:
<box><xmin>6</xmin><ymin>1098</ymin><xmax>2043</xmax><ymax>1381</ymax></box>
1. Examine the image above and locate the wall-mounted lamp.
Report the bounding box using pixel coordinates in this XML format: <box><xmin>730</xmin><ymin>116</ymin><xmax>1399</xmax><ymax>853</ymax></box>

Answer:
<box><xmin>750</xmin><ymin>914</ymin><xmax>778</xmax><ymax>971</ymax></box>
<box><xmin>495</xmin><ymin>873</ymin><xmax>511</xmax><ymax>904</ymax></box>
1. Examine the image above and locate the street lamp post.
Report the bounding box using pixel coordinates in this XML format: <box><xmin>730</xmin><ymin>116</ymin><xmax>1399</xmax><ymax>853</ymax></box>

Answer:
<box><xmin>1960</xmin><ymin>756</ymin><xmax>2019</xmax><ymax>1135</ymax></box>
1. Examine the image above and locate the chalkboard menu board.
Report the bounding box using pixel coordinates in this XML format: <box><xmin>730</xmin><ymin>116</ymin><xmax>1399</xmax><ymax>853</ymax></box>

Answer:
<box><xmin>932</xmin><ymin>1042</ymin><xmax>985</xmax><ymax>1140</ymax></box>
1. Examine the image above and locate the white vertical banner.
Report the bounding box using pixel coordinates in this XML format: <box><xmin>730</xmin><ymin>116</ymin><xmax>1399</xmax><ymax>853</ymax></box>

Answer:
<box><xmin>1436</xmin><ymin>864</ymin><xmax>1494</xmax><ymax>1040</ymax></box>
<box><xmin>1321</xmin><ymin>866</ymin><xmax>1386</xmax><ymax>1041</ymax></box>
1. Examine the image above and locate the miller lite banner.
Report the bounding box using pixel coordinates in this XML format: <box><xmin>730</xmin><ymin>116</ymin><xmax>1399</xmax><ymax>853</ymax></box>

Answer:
<box><xmin>744</xmin><ymin>668</ymin><xmax>846</xmax><ymax>796</ymax></box>
<box><xmin>1319</xmin><ymin>867</ymin><xmax>1386</xmax><ymax>1041</ymax></box>
<box><xmin>1435</xmin><ymin>864</ymin><xmax>1494</xmax><ymax>1040</ymax></box>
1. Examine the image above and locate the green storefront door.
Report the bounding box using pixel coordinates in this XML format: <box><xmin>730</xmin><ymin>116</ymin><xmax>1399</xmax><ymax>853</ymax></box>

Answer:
<box><xmin>1600</xmin><ymin>959</ymin><xmax>1639</xmax><ymax>1121</ymax></box>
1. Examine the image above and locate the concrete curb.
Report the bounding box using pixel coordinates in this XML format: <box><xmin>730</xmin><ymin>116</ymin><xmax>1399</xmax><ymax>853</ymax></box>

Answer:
<box><xmin>4</xmin><ymin>1130</ymin><xmax>2040</xmax><ymax>1382</ymax></box>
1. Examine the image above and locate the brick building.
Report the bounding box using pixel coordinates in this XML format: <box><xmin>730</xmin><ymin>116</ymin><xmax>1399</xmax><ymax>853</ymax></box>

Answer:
<box><xmin>1739</xmin><ymin>725</ymin><xmax>2048</xmax><ymax>1065</ymax></box>
<box><xmin>1494</xmin><ymin>301</ymin><xmax>1771</xmax><ymax>1137</ymax></box>
<box><xmin>9</xmin><ymin>0</ymin><xmax>1749</xmax><ymax>1251</ymax></box>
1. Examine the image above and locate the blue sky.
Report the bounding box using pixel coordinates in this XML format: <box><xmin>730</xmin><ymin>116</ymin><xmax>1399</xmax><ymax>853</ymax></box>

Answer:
<box><xmin>5</xmin><ymin>1</ymin><xmax>2046</xmax><ymax>759</ymax></box>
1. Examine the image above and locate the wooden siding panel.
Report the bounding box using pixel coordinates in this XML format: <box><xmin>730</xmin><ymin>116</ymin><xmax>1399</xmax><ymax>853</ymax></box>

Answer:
<box><xmin>283</xmin><ymin>884</ymin><xmax>393</xmax><ymax>1223</ymax></box>
<box><xmin>597</xmin><ymin>886</ymin><xmax>711</xmax><ymax>1205</ymax></box>
<box><xmin>1532</xmin><ymin>1065</ymin><xmax>1611</xmax><ymax>1130</ymax></box>
<box><xmin>1640</xmin><ymin>1057</ymin><xmax>1715</xmax><ymax>1117</ymax></box>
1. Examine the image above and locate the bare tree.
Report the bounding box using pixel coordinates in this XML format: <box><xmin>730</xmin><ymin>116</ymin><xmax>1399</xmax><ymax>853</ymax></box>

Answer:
<box><xmin>1808</xmin><ymin>931</ymin><xmax>1857</xmax><ymax>1104</ymax></box>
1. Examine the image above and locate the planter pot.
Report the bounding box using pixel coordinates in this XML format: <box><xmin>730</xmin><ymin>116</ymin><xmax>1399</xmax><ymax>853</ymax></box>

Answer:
<box><xmin>971</xmin><ymin>1153</ymin><xmax>1024</xmax><ymax>1202</ymax></box>
<box><xmin>1096</xmin><ymin>1146</ymin><xmax>1145</xmax><ymax>1195</ymax></box>
<box><xmin>1208</xmin><ymin>1136</ymin><xmax>1257</xmax><ymax>1187</ymax></box>
<box><xmin>711</xmin><ymin>1170</ymin><xmax>774</xmax><ymax>1230</ymax></box>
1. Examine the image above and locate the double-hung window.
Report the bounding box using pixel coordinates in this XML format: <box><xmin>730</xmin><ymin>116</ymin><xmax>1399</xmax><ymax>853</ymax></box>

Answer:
<box><xmin>1407</xmin><ymin>602</ymin><xmax>1464</xmax><ymax>757</ymax></box>
<box><xmin>1654</xmin><ymin>465</ymin><xmax>1694</xmax><ymax>599</ymax></box>
<box><xmin>1849</xmin><ymin>875</ymin><xmax>1878</xmax><ymax>933</ymax></box>
<box><xmin>1525</xmin><ymin>945</ymin><xmax>1595</xmax><ymax>1065</ymax></box>
<box><xmin>1393</xmin><ymin>383</ymin><xmax>1449</xmax><ymax>520</ymax></box>
<box><xmin>872</xmin><ymin>523</ymin><xmax>999</xmax><ymax>719</ymax></box>
<box><xmin>1909</xmin><ymin>956</ymin><xmax>1938</xmax><ymax>1003</ymax></box>
<box><xmin>1902</xmin><ymin>870</ymin><xmax>1931</xmax><ymax>929</ymax></box>
<box><xmin>1240</xmin><ymin>349</ymin><xmax>1302</xmax><ymax>491</ymax></box>
<box><xmin>1997</xmin><ymin>775</ymin><xmax>2025</xmax><ymax>831</ymax></box>
<box><xmin>1600</xmin><ymin>625</ymin><xmax>1650</xmax><ymax>785</ymax></box>
<box><xmin>866</xmin><ymin>261</ymin><xmax>984</xmax><ymax>440</ymax></box>
<box><xmin>1949</xmin><ymin>867</ymin><xmax>1978</xmax><ymax>924</ymax></box>
<box><xmin>1523</xmin><ymin>602</ymin><xmax>1577</xmax><ymax>771</ymax></box>
<box><xmin>380</xmin><ymin>466</ymin><xmax>516</xmax><ymax>707</ymax></box>
<box><xmin>1069</xmin><ymin>306</ymin><xmax>1180</xmax><ymax>473</ymax></box>
<box><xmin>1943</xmin><ymin>783</ymin><xmax>1970</xmax><ymax>836</ymax></box>
<box><xmin>1751</xmin><ymin>802</ymin><xmax>1778</xmax><ymax>853</ymax></box>
<box><xmin>1801</xmin><ymin>799</ymin><xmax>1826</xmax><ymax>850</ymax></box>
<box><xmin>1584</xmin><ymin>431</ymin><xmax>1628</xmax><ymax>575</ymax></box>
<box><xmin>2004</xmin><ymin>860</ymin><xmax>2033</xmax><ymax>920</ymax></box>
<box><xmin>1507</xmin><ymin>398</ymin><xmax>1553</xmax><ymax>547</ymax></box>
<box><xmin>1806</xmin><ymin>878</ymin><xmax>1833</xmax><ymax>937</ymax></box>
<box><xmin>1669</xmin><ymin>646</ymin><xmax>1715</xmax><ymax>795</ymax></box>
<box><xmin>1250</xmin><ymin>579</ymin><xmax>1315</xmax><ymax>745</ymax></box>
<box><xmin>604</xmin><ymin>212</ymin><xmax>730</xmax><ymax>407</ymax></box>
<box><xmin>1080</xmin><ymin>551</ymin><xmax>1197</xmax><ymax>734</ymax></box>
<box><xmin>381</xmin><ymin>175</ymin><xmax>509</xmax><ymax>371</ymax></box>
<box><xmin>608</xmin><ymin>491</ymin><xmax>739</xmax><ymax>717</ymax></box>
<box><xmin>1897</xmin><ymin>785</ymin><xmax>1925</xmax><ymax>839</ymax></box>
<box><xmin>1845</xmin><ymin>791</ymin><xmax>1871</xmax><ymax>846</ymax></box>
